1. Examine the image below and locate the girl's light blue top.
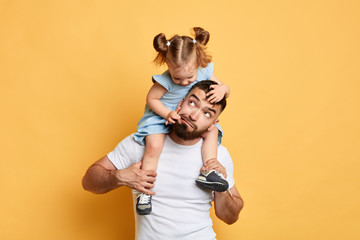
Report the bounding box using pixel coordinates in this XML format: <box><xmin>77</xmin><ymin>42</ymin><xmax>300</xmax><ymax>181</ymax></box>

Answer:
<box><xmin>134</xmin><ymin>62</ymin><xmax>223</xmax><ymax>145</ymax></box>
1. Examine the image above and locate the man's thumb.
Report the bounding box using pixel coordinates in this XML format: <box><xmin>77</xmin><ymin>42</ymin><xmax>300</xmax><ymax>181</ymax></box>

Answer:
<box><xmin>133</xmin><ymin>161</ymin><xmax>142</xmax><ymax>168</ymax></box>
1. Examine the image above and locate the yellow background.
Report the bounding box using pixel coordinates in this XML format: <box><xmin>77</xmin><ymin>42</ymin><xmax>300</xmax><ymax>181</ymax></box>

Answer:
<box><xmin>1</xmin><ymin>0</ymin><xmax>359</xmax><ymax>239</ymax></box>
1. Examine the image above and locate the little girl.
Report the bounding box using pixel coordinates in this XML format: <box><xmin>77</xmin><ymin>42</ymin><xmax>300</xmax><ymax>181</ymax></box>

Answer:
<box><xmin>134</xmin><ymin>27</ymin><xmax>230</xmax><ymax>215</ymax></box>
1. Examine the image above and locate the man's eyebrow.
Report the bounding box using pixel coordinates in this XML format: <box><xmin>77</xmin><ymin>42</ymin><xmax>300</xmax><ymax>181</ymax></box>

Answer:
<box><xmin>205</xmin><ymin>107</ymin><xmax>217</xmax><ymax>114</ymax></box>
<box><xmin>189</xmin><ymin>94</ymin><xmax>201</xmax><ymax>103</ymax></box>
<box><xmin>189</xmin><ymin>94</ymin><xmax>218</xmax><ymax>114</ymax></box>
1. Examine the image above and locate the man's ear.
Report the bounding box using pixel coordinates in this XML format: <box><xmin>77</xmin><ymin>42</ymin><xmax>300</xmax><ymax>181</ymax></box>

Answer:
<box><xmin>207</xmin><ymin>119</ymin><xmax>219</xmax><ymax>131</ymax></box>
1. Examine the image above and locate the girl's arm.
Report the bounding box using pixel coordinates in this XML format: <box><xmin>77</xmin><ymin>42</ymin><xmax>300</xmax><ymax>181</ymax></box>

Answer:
<box><xmin>147</xmin><ymin>82</ymin><xmax>179</xmax><ymax>123</ymax></box>
<box><xmin>207</xmin><ymin>74</ymin><xmax>230</xmax><ymax>102</ymax></box>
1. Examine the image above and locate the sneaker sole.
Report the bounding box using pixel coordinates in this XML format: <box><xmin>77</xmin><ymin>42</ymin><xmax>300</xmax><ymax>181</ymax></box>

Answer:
<box><xmin>137</xmin><ymin>208</ymin><xmax>152</xmax><ymax>215</ymax></box>
<box><xmin>195</xmin><ymin>179</ymin><xmax>228</xmax><ymax>192</ymax></box>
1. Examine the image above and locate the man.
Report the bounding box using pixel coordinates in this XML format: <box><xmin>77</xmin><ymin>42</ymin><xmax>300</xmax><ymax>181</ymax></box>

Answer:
<box><xmin>82</xmin><ymin>80</ymin><xmax>243</xmax><ymax>239</ymax></box>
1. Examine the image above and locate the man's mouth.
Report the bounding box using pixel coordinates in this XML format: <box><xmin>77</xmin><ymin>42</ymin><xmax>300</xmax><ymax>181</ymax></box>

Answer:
<box><xmin>179</xmin><ymin>115</ymin><xmax>196</xmax><ymax>130</ymax></box>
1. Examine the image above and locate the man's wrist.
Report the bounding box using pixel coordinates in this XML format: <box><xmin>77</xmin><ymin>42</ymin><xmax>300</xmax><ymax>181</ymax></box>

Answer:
<box><xmin>214</xmin><ymin>189</ymin><xmax>233</xmax><ymax>198</ymax></box>
<box><xmin>110</xmin><ymin>169</ymin><xmax>123</xmax><ymax>187</ymax></box>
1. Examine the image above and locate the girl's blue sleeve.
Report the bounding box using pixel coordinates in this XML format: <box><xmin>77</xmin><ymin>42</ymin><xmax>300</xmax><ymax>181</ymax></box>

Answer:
<box><xmin>205</xmin><ymin>62</ymin><xmax>214</xmax><ymax>79</ymax></box>
<box><xmin>152</xmin><ymin>71</ymin><xmax>172</xmax><ymax>91</ymax></box>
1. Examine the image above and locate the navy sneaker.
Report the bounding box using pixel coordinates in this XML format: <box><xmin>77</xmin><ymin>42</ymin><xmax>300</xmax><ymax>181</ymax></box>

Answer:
<box><xmin>136</xmin><ymin>193</ymin><xmax>152</xmax><ymax>215</ymax></box>
<box><xmin>195</xmin><ymin>170</ymin><xmax>229</xmax><ymax>192</ymax></box>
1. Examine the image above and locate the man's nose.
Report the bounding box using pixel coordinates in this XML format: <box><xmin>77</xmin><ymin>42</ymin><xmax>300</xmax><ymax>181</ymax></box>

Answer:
<box><xmin>189</xmin><ymin>109</ymin><xmax>200</xmax><ymax>121</ymax></box>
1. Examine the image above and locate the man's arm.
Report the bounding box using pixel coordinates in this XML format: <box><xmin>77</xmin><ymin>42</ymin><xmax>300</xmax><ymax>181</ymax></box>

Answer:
<box><xmin>82</xmin><ymin>155</ymin><xmax>157</xmax><ymax>195</ymax></box>
<box><xmin>214</xmin><ymin>186</ymin><xmax>244</xmax><ymax>224</ymax></box>
<box><xmin>202</xmin><ymin>157</ymin><xmax>244</xmax><ymax>224</ymax></box>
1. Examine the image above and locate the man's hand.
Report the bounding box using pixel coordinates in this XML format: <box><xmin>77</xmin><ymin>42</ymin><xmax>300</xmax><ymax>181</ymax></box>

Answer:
<box><xmin>82</xmin><ymin>156</ymin><xmax>157</xmax><ymax>195</ymax></box>
<box><xmin>201</xmin><ymin>158</ymin><xmax>227</xmax><ymax>178</ymax></box>
<box><xmin>112</xmin><ymin>161</ymin><xmax>157</xmax><ymax>195</ymax></box>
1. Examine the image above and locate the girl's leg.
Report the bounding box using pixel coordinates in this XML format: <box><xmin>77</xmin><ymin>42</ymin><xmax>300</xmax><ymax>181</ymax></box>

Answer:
<box><xmin>137</xmin><ymin>133</ymin><xmax>166</xmax><ymax>215</ymax></box>
<box><xmin>201</xmin><ymin>128</ymin><xmax>219</xmax><ymax>166</ymax></box>
<box><xmin>196</xmin><ymin>128</ymin><xmax>229</xmax><ymax>192</ymax></box>
<box><xmin>142</xmin><ymin>133</ymin><xmax>166</xmax><ymax>171</ymax></box>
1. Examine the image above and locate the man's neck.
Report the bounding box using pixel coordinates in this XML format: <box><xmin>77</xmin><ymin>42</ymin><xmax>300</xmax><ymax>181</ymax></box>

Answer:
<box><xmin>168</xmin><ymin>131</ymin><xmax>202</xmax><ymax>146</ymax></box>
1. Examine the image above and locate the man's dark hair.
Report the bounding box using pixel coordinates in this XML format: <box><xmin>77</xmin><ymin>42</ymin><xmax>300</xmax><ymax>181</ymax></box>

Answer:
<box><xmin>189</xmin><ymin>80</ymin><xmax>227</xmax><ymax>112</ymax></box>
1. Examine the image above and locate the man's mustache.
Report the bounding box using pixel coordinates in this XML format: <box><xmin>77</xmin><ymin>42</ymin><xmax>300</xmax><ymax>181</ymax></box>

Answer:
<box><xmin>177</xmin><ymin>114</ymin><xmax>198</xmax><ymax>131</ymax></box>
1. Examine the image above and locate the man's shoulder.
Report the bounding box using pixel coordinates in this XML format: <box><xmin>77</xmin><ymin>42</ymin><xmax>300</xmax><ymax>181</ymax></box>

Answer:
<box><xmin>217</xmin><ymin>144</ymin><xmax>232</xmax><ymax>163</ymax></box>
<box><xmin>218</xmin><ymin>144</ymin><xmax>230</xmax><ymax>155</ymax></box>
<box><xmin>110</xmin><ymin>134</ymin><xmax>145</xmax><ymax>157</ymax></box>
<box><xmin>121</xmin><ymin>134</ymin><xmax>144</xmax><ymax>148</ymax></box>
<box><xmin>107</xmin><ymin>134</ymin><xmax>144</xmax><ymax>170</ymax></box>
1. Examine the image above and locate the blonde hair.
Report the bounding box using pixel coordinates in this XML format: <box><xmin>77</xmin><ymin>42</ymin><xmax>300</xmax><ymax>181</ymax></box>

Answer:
<box><xmin>153</xmin><ymin>27</ymin><xmax>212</xmax><ymax>68</ymax></box>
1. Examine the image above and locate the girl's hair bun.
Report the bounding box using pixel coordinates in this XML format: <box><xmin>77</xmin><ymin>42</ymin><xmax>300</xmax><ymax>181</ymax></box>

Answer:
<box><xmin>193</xmin><ymin>27</ymin><xmax>210</xmax><ymax>46</ymax></box>
<box><xmin>153</xmin><ymin>33</ymin><xmax>168</xmax><ymax>53</ymax></box>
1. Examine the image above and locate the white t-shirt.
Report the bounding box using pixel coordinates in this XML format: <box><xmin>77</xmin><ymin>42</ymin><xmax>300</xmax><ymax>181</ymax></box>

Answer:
<box><xmin>107</xmin><ymin>134</ymin><xmax>235</xmax><ymax>240</ymax></box>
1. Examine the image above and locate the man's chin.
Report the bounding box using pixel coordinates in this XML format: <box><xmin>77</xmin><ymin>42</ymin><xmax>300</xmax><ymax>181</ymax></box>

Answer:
<box><xmin>173</xmin><ymin>123</ymin><xmax>205</xmax><ymax>140</ymax></box>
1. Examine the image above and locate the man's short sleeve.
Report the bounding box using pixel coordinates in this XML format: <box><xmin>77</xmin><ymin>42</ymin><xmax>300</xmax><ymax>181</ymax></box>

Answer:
<box><xmin>107</xmin><ymin>134</ymin><xmax>144</xmax><ymax>170</ymax></box>
<box><xmin>218</xmin><ymin>145</ymin><xmax>235</xmax><ymax>189</ymax></box>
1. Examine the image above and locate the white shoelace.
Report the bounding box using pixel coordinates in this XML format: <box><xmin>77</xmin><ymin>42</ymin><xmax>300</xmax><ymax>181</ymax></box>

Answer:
<box><xmin>212</xmin><ymin>170</ymin><xmax>225</xmax><ymax>179</ymax></box>
<box><xmin>139</xmin><ymin>194</ymin><xmax>150</xmax><ymax>204</ymax></box>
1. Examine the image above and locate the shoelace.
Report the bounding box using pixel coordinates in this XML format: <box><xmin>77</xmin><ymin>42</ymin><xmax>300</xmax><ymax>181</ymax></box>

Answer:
<box><xmin>213</xmin><ymin>170</ymin><xmax>226</xmax><ymax>179</ymax></box>
<box><xmin>139</xmin><ymin>194</ymin><xmax>150</xmax><ymax>204</ymax></box>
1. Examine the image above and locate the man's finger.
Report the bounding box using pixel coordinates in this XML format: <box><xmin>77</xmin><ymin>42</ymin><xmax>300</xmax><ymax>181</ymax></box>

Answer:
<box><xmin>143</xmin><ymin>182</ymin><xmax>155</xmax><ymax>189</ymax></box>
<box><xmin>144</xmin><ymin>169</ymin><xmax>157</xmax><ymax>177</ymax></box>
<box><xmin>144</xmin><ymin>176</ymin><xmax>156</xmax><ymax>184</ymax></box>
<box><xmin>140</xmin><ymin>187</ymin><xmax>156</xmax><ymax>196</ymax></box>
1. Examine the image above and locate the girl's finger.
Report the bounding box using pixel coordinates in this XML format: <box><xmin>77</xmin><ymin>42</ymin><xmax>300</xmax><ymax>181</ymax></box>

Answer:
<box><xmin>206</xmin><ymin>90</ymin><xmax>215</xmax><ymax>96</ymax></box>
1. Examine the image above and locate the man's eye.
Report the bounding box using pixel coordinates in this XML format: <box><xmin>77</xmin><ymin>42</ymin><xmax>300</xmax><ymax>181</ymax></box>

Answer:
<box><xmin>189</xmin><ymin>101</ymin><xmax>195</xmax><ymax>106</ymax></box>
<box><xmin>205</xmin><ymin>112</ymin><xmax>211</xmax><ymax>118</ymax></box>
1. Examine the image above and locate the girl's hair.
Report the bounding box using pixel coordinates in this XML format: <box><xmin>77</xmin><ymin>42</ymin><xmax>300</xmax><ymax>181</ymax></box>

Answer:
<box><xmin>153</xmin><ymin>27</ymin><xmax>212</xmax><ymax>68</ymax></box>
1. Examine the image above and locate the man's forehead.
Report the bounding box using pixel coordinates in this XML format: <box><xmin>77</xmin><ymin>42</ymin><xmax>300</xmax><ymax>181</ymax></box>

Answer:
<box><xmin>188</xmin><ymin>88</ymin><xmax>206</xmax><ymax>99</ymax></box>
<box><xmin>187</xmin><ymin>88</ymin><xmax>221</xmax><ymax>111</ymax></box>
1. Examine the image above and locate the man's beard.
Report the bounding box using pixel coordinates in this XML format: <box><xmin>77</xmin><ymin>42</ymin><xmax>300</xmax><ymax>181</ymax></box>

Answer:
<box><xmin>172</xmin><ymin>115</ymin><xmax>207</xmax><ymax>140</ymax></box>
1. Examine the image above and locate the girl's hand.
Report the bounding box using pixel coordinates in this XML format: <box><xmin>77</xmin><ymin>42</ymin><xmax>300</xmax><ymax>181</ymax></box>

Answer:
<box><xmin>201</xmin><ymin>158</ymin><xmax>227</xmax><ymax>178</ymax></box>
<box><xmin>165</xmin><ymin>111</ymin><xmax>180</xmax><ymax>125</ymax></box>
<box><xmin>206</xmin><ymin>84</ymin><xmax>227</xmax><ymax>103</ymax></box>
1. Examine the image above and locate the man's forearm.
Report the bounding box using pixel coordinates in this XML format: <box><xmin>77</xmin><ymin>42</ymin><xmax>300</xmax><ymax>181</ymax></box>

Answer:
<box><xmin>82</xmin><ymin>164</ymin><xmax>120</xmax><ymax>194</ymax></box>
<box><xmin>82</xmin><ymin>157</ymin><xmax>157</xmax><ymax>195</ymax></box>
<box><xmin>214</xmin><ymin>187</ymin><xmax>244</xmax><ymax>224</ymax></box>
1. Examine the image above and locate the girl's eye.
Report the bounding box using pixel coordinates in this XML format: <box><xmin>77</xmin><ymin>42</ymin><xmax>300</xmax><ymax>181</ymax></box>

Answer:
<box><xmin>205</xmin><ymin>112</ymin><xmax>211</xmax><ymax>118</ymax></box>
<box><xmin>189</xmin><ymin>101</ymin><xmax>195</xmax><ymax>106</ymax></box>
